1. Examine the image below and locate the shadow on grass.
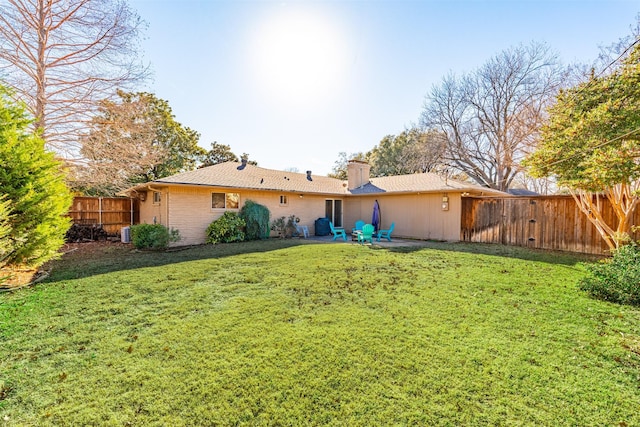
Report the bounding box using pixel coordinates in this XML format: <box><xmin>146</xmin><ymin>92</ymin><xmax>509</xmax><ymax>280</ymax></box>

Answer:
<box><xmin>376</xmin><ymin>240</ymin><xmax>601</xmax><ymax>266</ymax></box>
<box><xmin>43</xmin><ymin>239</ymin><xmax>315</xmax><ymax>283</ymax></box>
<box><xmin>42</xmin><ymin>238</ymin><xmax>597</xmax><ymax>284</ymax></box>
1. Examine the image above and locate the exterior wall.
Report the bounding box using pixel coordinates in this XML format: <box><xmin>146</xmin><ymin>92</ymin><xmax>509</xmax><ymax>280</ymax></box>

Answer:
<box><xmin>138</xmin><ymin>185</ymin><xmax>344</xmax><ymax>245</ymax></box>
<box><xmin>344</xmin><ymin>192</ymin><xmax>462</xmax><ymax>241</ymax></box>
<box><xmin>138</xmin><ymin>190</ymin><xmax>168</xmax><ymax>227</ymax></box>
<box><xmin>137</xmin><ymin>185</ymin><xmax>461</xmax><ymax>245</ymax></box>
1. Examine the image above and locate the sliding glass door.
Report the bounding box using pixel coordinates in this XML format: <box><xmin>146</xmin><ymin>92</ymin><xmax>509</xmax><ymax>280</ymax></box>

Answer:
<box><xmin>325</xmin><ymin>199</ymin><xmax>343</xmax><ymax>227</ymax></box>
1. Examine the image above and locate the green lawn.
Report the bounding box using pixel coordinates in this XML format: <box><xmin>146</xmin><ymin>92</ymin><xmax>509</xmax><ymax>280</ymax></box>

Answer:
<box><xmin>1</xmin><ymin>240</ymin><xmax>639</xmax><ymax>426</ymax></box>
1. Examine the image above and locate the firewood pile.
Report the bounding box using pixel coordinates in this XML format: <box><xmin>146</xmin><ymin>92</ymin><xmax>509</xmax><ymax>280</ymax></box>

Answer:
<box><xmin>65</xmin><ymin>223</ymin><xmax>108</xmax><ymax>242</ymax></box>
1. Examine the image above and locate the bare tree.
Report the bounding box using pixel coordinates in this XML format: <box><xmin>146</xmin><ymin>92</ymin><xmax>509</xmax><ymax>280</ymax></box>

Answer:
<box><xmin>0</xmin><ymin>0</ymin><xmax>148</xmax><ymax>160</ymax></box>
<box><xmin>421</xmin><ymin>42</ymin><xmax>565</xmax><ymax>192</ymax></box>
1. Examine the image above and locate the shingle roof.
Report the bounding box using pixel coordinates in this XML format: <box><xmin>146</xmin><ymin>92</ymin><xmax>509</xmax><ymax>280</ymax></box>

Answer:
<box><xmin>154</xmin><ymin>162</ymin><xmax>347</xmax><ymax>194</ymax></box>
<box><xmin>120</xmin><ymin>161</ymin><xmax>505</xmax><ymax>196</ymax></box>
<box><xmin>350</xmin><ymin>173</ymin><xmax>495</xmax><ymax>195</ymax></box>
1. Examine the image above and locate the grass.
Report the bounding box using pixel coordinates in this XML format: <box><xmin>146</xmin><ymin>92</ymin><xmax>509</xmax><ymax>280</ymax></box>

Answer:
<box><xmin>1</xmin><ymin>239</ymin><xmax>639</xmax><ymax>426</ymax></box>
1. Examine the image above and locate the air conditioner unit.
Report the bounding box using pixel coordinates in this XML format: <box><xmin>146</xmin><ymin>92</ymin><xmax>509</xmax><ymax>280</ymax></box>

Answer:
<box><xmin>121</xmin><ymin>226</ymin><xmax>131</xmax><ymax>243</ymax></box>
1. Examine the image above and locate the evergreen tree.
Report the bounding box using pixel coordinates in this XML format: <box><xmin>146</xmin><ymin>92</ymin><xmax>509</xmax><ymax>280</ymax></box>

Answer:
<box><xmin>0</xmin><ymin>84</ymin><xmax>72</xmax><ymax>268</ymax></box>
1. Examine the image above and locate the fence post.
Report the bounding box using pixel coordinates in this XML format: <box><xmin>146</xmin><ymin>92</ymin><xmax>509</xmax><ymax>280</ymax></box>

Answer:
<box><xmin>98</xmin><ymin>197</ymin><xmax>103</xmax><ymax>226</ymax></box>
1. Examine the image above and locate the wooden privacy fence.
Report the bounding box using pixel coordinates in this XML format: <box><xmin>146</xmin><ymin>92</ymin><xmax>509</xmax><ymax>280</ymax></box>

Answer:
<box><xmin>460</xmin><ymin>195</ymin><xmax>640</xmax><ymax>255</ymax></box>
<box><xmin>68</xmin><ymin>197</ymin><xmax>139</xmax><ymax>236</ymax></box>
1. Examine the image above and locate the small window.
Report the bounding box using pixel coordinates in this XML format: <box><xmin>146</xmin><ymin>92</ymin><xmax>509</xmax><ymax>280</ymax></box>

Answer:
<box><xmin>279</xmin><ymin>195</ymin><xmax>288</xmax><ymax>206</ymax></box>
<box><xmin>212</xmin><ymin>192</ymin><xmax>240</xmax><ymax>210</ymax></box>
<box><xmin>212</xmin><ymin>193</ymin><xmax>225</xmax><ymax>209</ymax></box>
<box><xmin>153</xmin><ymin>191</ymin><xmax>161</xmax><ymax>204</ymax></box>
<box><xmin>226</xmin><ymin>193</ymin><xmax>239</xmax><ymax>209</ymax></box>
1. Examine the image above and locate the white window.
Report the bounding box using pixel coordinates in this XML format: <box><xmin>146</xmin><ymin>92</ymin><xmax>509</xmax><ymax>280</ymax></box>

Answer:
<box><xmin>153</xmin><ymin>191</ymin><xmax>161</xmax><ymax>204</ymax></box>
<box><xmin>212</xmin><ymin>192</ymin><xmax>240</xmax><ymax>210</ymax></box>
<box><xmin>279</xmin><ymin>195</ymin><xmax>288</xmax><ymax>206</ymax></box>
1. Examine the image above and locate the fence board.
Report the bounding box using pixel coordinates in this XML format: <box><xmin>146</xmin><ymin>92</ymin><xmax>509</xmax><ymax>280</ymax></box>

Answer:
<box><xmin>461</xmin><ymin>195</ymin><xmax>638</xmax><ymax>255</ymax></box>
<box><xmin>68</xmin><ymin>197</ymin><xmax>139</xmax><ymax>235</ymax></box>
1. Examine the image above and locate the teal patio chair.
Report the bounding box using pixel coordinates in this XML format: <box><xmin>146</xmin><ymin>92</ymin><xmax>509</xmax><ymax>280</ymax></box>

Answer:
<box><xmin>376</xmin><ymin>222</ymin><xmax>395</xmax><ymax>242</ymax></box>
<box><xmin>329</xmin><ymin>221</ymin><xmax>347</xmax><ymax>241</ymax></box>
<box><xmin>358</xmin><ymin>224</ymin><xmax>375</xmax><ymax>244</ymax></box>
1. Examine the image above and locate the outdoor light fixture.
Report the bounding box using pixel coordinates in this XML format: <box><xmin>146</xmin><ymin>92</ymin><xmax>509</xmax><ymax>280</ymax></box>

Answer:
<box><xmin>139</xmin><ymin>192</ymin><xmax>146</xmax><ymax>202</ymax></box>
<box><xmin>442</xmin><ymin>194</ymin><xmax>449</xmax><ymax>211</ymax></box>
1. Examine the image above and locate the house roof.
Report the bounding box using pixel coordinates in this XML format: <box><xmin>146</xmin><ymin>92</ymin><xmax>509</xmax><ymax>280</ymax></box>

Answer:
<box><xmin>149</xmin><ymin>162</ymin><xmax>347</xmax><ymax>195</ymax></box>
<box><xmin>119</xmin><ymin>161</ymin><xmax>505</xmax><ymax>197</ymax></box>
<box><xmin>507</xmin><ymin>188</ymin><xmax>539</xmax><ymax>196</ymax></box>
<box><xmin>350</xmin><ymin>173</ymin><xmax>499</xmax><ymax>195</ymax></box>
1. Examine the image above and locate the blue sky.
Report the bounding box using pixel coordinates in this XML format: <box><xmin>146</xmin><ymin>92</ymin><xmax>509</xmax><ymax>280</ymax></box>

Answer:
<box><xmin>130</xmin><ymin>0</ymin><xmax>639</xmax><ymax>176</ymax></box>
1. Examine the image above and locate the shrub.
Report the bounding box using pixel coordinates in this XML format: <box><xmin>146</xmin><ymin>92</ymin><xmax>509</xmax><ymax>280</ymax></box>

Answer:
<box><xmin>0</xmin><ymin>197</ymin><xmax>12</xmax><ymax>283</ymax></box>
<box><xmin>0</xmin><ymin>84</ymin><xmax>72</xmax><ymax>268</ymax></box>
<box><xmin>579</xmin><ymin>242</ymin><xmax>640</xmax><ymax>306</ymax></box>
<box><xmin>239</xmin><ymin>200</ymin><xmax>270</xmax><ymax>240</ymax></box>
<box><xmin>130</xmin><ymin>224</ymin><xmax>180</xmax><ymax>250</ymax></box>
<box><xmin>206</xmin><ymin>212</ymin><xmax>245</xmax><ymax>244</ymax></box>
<box><xmin>271</xmin><ymin>215</ymin><xmax>297</xmax><ymax>239</ymax></box>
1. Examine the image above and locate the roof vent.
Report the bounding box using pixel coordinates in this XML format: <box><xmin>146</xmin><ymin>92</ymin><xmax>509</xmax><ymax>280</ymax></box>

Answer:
<box><xmin>237</xmin><ymin>158</ymin><xmax>248</xmax><ymax>170</ymax></box>
<box><xmin>306</xmin><ymin>171</ymin><xmax>312</xmax><ymax>181</ymax></box>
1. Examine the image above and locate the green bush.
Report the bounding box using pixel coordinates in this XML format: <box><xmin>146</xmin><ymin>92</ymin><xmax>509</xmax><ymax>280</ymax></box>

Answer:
<box><xmin>579</xmin><ymin>242</ymin><xmax>640</xmax><ymax>306</ymax></box>
<box><xmin>271</xmin><ymin>215</ymin><xmax>297</xmax><ymax>239</ymax></box>
<box><xmin>239</xmin><ymin>200</ymin><xmax>270</xmax><ymax>240</ymax></box>
<box><xmin>0</xmin><ymin>84</ymin><xmax>72</xmax><ymax>268</ymax></box>
<box><xmin>0</xmin><ymin>196</ymin><xmax>12</xmax><ymax>283</ymax></box>
<box><xmin>130</xmin><ymin>224</ymin><xmax>180</xmax><ymax>250</ymax></box>
<box><xmin>206</xmin><ymin>212</ymin><xmax>246</xmax><ymax>244</ymax></box>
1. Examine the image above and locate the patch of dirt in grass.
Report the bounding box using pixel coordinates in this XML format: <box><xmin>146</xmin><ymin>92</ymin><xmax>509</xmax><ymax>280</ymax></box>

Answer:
<box><xmin>0</xmin><ymin>266</ymin><xmax>43</xmax><ymax>291</ymax></box>
<box><xmin>1</xmin><ymin>241</ymin><xmax>133</xmax><ymax>291</ymax></box>
<box><xmin>60</xmin><ymin>240</ymin><xmax>132</xmax><ymax>260</ymax></box>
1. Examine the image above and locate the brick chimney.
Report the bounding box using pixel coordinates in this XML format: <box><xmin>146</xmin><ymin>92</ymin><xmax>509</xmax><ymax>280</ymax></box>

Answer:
<box><xmin>347</xmin><ymin>160</ymin><xmax>371</xmax><ymax>190</ymax></box>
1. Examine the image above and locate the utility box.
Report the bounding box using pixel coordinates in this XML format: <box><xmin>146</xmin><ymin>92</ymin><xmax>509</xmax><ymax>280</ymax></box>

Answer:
<box><xmin>314</xmin><ymin>217</ymin><xmax>330</xmax><ymax>236</ymax></box>
<box><xmin>121</xmin><ymin>226</ymin><xmax>131</xmax><ymax>243</ymax></box>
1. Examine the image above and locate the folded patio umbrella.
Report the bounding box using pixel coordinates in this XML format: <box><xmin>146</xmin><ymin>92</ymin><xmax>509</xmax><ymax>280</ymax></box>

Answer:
<box><xmin>372</xmin><ymin>200</ymin><xmax>381</xmax><ymax>233</ymax></box>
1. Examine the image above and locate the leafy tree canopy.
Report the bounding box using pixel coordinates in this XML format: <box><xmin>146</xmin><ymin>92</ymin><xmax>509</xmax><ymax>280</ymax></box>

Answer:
<box><xmin>367</xmin><ymin>129</ymin><xmax>446</xmax><ymax>177</ymax></box>
<box><xmin>525</xmin><ymin>40</ymin><xmax>640</xmax><ymax>249</ymax></box>
<box><xmin>526</xmin><ymin>42</ymin><xmax>640</xmax><ymax>191</ymax></box>
<box><xmin>200</xmin><ymin>142</ymin><xmax>257</xmax><ymax>169</ymax></box>
<box><xmin>328</xmin><ymin>151</ymin><xmax>366</xmax><ymax>180</ymax></box>
<box><xmin>201</xmin><ymin>142</ymin><xmax>239</xmax><ymax>167</ymax></box>
<box><xmin>78</xmin><ymin>90</ymin><xmax>205</xmax><ymax>195</ymax></box>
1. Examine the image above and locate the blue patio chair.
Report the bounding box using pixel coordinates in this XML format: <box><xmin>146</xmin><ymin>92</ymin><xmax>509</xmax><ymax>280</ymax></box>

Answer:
<box><xmin>358</xmin><ymin>224</ymin><xmax>375</xmax><ymax>244</ymax></box>
<box><xmin>329</xmin><ymin>221</ymin><xmax>347</xmax><ymax>241</ymax></box>
<box><xmin>351</xmin><ymin>220</ymin><xmax>365</xmax><ymax>240</ymax></box>
<box><xmin>352</xmin><ymin>220</ymin><xmax>365</xmax><ymax>233</ymax></box>
<box><xmin>376</xmin><ymin>222</ymin><xmax>395</xmax><ymax>242</ymax></box>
